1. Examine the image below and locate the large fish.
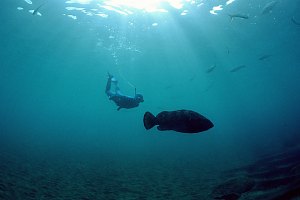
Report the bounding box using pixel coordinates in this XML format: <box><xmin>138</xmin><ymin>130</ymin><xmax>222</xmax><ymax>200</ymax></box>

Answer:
<box><xmin>143</xmin><ymin>110</ymin><xmax>214</xmax><ymax>134</ymax></box>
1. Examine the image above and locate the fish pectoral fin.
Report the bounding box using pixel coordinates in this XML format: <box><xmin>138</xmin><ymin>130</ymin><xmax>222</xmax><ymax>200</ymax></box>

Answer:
<box><xmin>157</xmin><ymin>125</ymin><xmax>168</xmax><ymax>131</ymax></box>
<box><xmin>117</xmin><ymin>106</ymin><xmax>122</xmax><ymax>111</ymax></box>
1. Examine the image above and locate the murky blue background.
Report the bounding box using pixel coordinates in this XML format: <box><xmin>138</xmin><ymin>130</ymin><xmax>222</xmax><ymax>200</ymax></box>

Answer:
<box><xmin>1</xmin><ymin>0</ymin><xmax>300</xmax><ymax>199</ymax></box>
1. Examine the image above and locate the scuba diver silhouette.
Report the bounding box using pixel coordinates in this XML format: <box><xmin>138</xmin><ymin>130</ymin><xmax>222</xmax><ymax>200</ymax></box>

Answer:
<box><xmin>105</xmin><ymin>73</ymin><xmax>144</xmax><ymax>111</ymax></box>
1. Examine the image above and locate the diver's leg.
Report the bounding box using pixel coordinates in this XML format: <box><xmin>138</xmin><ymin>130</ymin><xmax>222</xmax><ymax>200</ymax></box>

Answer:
<box><xmin>109</xmin><ymin>76</ymin><xmax>122</xmax><ymax>95</ymax></box>
<box><xmin>115</xmin><ymin>86</ymin><xmax>122</xmax><ymax>95</ymax></box>
<box><xmin>105</xmin><ymin>73</ymin><xmax>113</xmax><ymax>97</ymax></box>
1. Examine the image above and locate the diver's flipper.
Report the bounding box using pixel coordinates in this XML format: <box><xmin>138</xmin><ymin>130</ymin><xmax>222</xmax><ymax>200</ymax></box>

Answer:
<box><xmin>107</xmin><ymin>72</ymin><xmax>113</xmax><ymax>79</ymax></box>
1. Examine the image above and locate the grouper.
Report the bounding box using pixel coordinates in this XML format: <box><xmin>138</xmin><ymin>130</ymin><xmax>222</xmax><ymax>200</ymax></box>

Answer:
<box><xmin>143</xmin><ymin>110</ymin><xmax>214</xmax><ymax>134</ymax></box>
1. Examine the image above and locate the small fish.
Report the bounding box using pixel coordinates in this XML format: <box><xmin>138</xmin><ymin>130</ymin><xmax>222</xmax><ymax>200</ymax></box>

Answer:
<box><xmin>259</xmin><ymin>54</ymin><xmax>272</xmax><ymax>61</ymax></box>
<box><xmin>143</xmin><ymin>110</ymin><xmax>214</xmax><ymax>134</ymax></box>
<box><xmin>226</xmin><ymin>46</ymin><xmax>230</xmax><ymax>55</ymax></box>
<box><xmin>206</xmin><ymin>64</ymin><xmax>216</xmax><ymax>73</ymax></box>
<box><xmin>291</xmin><ymin>17</ymin><xmax>300</xmax><ymax>26</ymax></box>
<box><xmin>229</xmin><ymin>14</ymin><xmax>249</xmax><ymax>21</ymax></box>
<box><xmin>230</xmin><ymin>65</ymin><xmax>246</xmax><ymax>72</ymax></box>
<box><xmin>165</xmin><ymin>85</ymin><xmax>173</xmax><ymax>89</ymax></box>
<box><xmin>189</xmin><ymin>74</ymin><xmax>196</xmax><ymax>81</ymax></box>
<box><xmin>32</xmin><ymin>2</ymin><xmax>46</xmax><ymax>15</ymax></box>
<box><xmin>261</xmin><ymin>1</ymin><xmax>277</xmax><ymax>15</ymax></box>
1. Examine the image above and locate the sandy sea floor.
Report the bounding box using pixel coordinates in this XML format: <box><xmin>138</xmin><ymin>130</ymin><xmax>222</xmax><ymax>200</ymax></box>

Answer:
<box><xmin>0</xmin><ymin>145</ymin><xmax>300</xmax><ymax>200</ymax></box>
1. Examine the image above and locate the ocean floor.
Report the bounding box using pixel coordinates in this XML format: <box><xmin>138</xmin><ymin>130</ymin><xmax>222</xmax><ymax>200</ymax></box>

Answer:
<box><xmin>211</xmin><ymin>146</ymin><xmax>300</xmax><ymax>200</ymax></box>
<box><xmin>0</xmin><ymin>146</ymin><xmax>300</xmax><ymax>200</ymax></box>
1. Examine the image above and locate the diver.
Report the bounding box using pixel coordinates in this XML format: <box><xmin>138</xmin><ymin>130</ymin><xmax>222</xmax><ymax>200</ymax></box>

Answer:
<box><xmin>105</xmin><ymin>73</ymin><xmax>144</xmax><ymax>111</ymax></box>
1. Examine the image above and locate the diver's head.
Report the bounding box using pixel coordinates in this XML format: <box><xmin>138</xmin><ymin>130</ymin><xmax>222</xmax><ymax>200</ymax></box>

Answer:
<box><xmin>135</xmin><ymin>94</ymin><xmax>144</xmax><ymax>103</ymax></box>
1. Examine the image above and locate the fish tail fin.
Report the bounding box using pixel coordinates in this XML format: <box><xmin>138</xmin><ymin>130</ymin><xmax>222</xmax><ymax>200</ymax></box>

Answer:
<box><xmin>143</xmin><ymin>112</ymin><xmax>157</xmax><ymax>130</ymax></box>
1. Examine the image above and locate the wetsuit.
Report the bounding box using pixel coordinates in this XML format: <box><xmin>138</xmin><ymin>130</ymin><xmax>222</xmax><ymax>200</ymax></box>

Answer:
<box><xmin>105</xmin><ymin>74</ymin><xmax>144</xmax><ymax>111</ymax></box>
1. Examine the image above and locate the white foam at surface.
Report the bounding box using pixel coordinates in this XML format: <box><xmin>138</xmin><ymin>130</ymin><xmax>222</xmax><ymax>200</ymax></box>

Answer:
<box><xmin>68</xmin><ymin>14</ymin><xmax>77</xmax><ymax>19</ymax></box>
<box><xmin>24</xmin><ymin>0</ymin><xmax>32</xmax><ymax>5</ymax></box>
<box><xmin>66</xmin><ymin>7</ymin><xmax>85</xmax><ymax>11</ymax></box>
<box><xmin>96</xmin><ymin>13</ymin><xmax>108</xmax><ymax>18</ymax></box>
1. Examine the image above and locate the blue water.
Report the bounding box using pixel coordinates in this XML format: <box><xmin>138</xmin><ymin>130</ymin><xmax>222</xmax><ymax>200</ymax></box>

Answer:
<box><xmin>1</xmin><ymin>0</ymin><xmax>300</xmax><ymax>199</ymax></box>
